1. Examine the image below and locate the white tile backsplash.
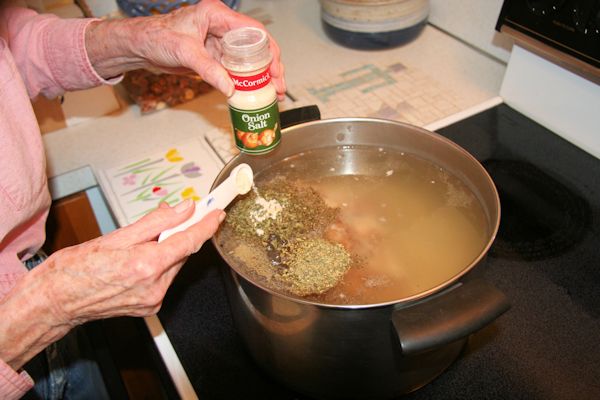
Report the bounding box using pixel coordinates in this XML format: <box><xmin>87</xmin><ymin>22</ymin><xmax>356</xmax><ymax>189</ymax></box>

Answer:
<box><xmin>428</xmin><ymin>0</ymin><xmax>512</xmax><ymax>62</ymax></box>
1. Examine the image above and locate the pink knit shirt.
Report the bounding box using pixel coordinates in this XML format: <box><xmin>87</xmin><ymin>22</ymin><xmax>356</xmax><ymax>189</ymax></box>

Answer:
<box><xmin>0</xmin><ymin>7</ymin><xmax>115</xmax><ymax>398</ymax></box>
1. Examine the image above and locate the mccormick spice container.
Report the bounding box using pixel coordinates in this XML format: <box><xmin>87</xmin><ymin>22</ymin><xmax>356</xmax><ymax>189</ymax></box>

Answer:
<box><xmin>222</xmin><ymin>27</ymin><xmax>281</xmax><ymax>154</ymax></box>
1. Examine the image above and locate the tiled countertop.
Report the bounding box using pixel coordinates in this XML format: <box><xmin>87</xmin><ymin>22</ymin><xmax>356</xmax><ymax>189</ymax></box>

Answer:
<box><xmin>42</xmin><ymin>0</ymin><xmax>507</xmax><ymax>200</ymax></box>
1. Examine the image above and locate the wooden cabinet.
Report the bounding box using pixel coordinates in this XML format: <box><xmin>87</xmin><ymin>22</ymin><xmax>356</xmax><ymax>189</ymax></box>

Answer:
<box><xmin>44</xmin><ymin>191</ymin><xmax>101</xmax><ymax>253</ymax></box>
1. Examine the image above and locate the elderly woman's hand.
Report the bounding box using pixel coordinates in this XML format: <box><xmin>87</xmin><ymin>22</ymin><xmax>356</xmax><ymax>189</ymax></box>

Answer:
<box><xmin>85</xmin><ymin>0</ymin><xmax>285</xmax><ymax>99</ymax></box>
<box><xmin>41</xmin><ymin>201</ymin><xmax>223</xmax><ymax>323</ymax></box>
<box><xmin>0</xmin><ymin>200</ymin><xmax>223</xmax><ymax>369</ymax></box>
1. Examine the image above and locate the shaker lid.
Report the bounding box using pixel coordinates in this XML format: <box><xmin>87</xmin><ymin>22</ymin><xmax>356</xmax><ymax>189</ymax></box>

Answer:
<box><xmin>221</xmin><ymin>27</ymin><xmax>272</xmax><ymax>72</ymax></box>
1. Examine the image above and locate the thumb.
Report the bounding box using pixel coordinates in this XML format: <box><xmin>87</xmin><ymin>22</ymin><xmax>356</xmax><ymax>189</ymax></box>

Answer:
<box><xmin>197</xmin><ymin>58</ymin><xmax>234</xmax><ymax>97</ymax></box>
<box><xmin>184</xmin><ymin>43</ymin><xmax>234</xmax><ymax>97</ymax></box>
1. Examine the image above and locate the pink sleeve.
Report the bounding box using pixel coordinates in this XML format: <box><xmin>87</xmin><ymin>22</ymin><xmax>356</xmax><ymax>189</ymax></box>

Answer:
<box><xmin>3</xmin><ymin>7</ymin><xmax>120</xmax><ymax>99</ymax></box>
<box><xmin>0</xmin><ymin>358</ymin><xmax>34</xmax><ymax>399</ymax></box>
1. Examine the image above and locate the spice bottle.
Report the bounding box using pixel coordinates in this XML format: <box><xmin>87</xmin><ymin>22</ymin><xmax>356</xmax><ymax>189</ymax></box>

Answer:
<box><xmin>222</xmin><ymin>27</ymin><xmax>281</xmax><ymax>154</ymax></box>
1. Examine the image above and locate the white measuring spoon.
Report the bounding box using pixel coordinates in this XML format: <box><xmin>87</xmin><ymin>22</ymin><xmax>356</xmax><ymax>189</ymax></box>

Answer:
<box><xmin>158</xmin><ymin>163</ymin><xmax>254</xmax><ymax>242</ymax></box>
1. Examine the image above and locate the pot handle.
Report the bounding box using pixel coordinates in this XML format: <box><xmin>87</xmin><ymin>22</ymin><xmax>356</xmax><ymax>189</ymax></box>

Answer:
<box><xmin>280</xmin><ymin>105</ymin><xmax>321</xmax><ymax>129</ymax></box>
<box><xmin>391</xmin><ymin>279</ymin><xmax>510</xmax><ymax>355</ymax></box>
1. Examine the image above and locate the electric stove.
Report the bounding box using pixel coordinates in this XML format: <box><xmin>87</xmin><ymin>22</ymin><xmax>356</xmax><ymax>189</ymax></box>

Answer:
<box><xmin>157</xmin><ymin>103</ymin><xmax>600</xmax><ymax>399</ymax></box>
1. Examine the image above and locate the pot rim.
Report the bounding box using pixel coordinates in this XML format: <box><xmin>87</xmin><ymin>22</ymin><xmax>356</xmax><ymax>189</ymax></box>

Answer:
<box><xmin>211</xmin><ymin>117</ymin><xmax>501</xmax><ymax>310</ymax></box>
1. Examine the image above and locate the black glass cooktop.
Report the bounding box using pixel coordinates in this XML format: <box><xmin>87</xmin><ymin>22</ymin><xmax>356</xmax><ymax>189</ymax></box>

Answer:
<box><xmin>158</xmin><ymin>104</ymin><xmax>600</xmax><ymax>399</ymax></box>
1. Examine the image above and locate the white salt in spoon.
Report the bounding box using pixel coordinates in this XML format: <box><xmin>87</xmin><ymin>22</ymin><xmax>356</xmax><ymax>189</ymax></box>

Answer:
<box><xmin>158</xmin><ymin>163</ymin><xmax>254</xmax><ymax>242</ymax></box>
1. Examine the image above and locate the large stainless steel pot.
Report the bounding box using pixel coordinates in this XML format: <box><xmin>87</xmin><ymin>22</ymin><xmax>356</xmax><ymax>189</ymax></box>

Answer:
<box><xmin>211</xmin><ymin>115</ymin><xmax>509</xmax><ymax>399</ymax></box>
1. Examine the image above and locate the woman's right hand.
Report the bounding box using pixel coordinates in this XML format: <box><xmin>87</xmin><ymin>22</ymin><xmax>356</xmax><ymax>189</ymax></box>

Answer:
<box><xmin>39</xmin><ymin>200</ymin><xmax>224</xmax><ymax>325</ymax></box>
<box><xmin>1</xmin><ymin>200</ymin><xmax>223</xmax><ymax>370</ymax></box>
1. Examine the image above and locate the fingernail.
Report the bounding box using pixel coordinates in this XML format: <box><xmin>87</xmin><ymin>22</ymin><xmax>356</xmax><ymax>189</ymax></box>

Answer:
<box><xmin>218</xmin><ymin>211</ymin><xmax>226</xmax><ymax>223</ymax></box>
<box><xmin>174</xmin><ymin>199</ymin><xmax>193</xmax><ymax>213</ymax></box>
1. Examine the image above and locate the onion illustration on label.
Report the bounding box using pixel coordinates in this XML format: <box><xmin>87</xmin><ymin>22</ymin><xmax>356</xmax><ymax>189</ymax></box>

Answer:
<box><xmin>235</xmin><ymin>122</ymin><xmax>278</xmax><ymax>149</ymax></box>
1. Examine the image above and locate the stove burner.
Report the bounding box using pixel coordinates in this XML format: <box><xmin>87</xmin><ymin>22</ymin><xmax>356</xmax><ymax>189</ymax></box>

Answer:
<box><xmin>483</xmin><ymin>159</ymin><xmax>590</xmax><ymax>261</ymax></box>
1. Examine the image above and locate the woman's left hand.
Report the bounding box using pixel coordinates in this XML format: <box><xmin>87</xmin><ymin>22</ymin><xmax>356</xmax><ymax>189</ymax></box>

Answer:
<box><xmin>85</xmin><ymin>0</ymin><xmax>286</xmax><ymax>99</ymax></box>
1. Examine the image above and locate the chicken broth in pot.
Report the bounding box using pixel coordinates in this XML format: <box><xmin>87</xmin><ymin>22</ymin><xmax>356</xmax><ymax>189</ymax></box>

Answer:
<box><xmin>217</xmin><ymin>145</ymin><xmax>489</xmax><ymax>305</ymax></box>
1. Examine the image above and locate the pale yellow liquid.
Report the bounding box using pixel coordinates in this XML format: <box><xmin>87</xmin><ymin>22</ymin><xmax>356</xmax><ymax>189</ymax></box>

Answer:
<box><xmin>219</xmin><ymin>146</ymin><xmax>490</xmax><ymax>305</ymax></box>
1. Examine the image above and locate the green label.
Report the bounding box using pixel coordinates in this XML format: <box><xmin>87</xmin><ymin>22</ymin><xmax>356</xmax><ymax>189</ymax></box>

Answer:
<box><xmin>229</xmin><ymin>100</ymin><xmax>281</xmax><ymax>154</ymax></box>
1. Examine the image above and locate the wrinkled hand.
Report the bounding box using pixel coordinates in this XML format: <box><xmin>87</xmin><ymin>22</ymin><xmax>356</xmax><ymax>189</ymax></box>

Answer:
<box><xmin>86</xmin><ymin>0</ymin><xmax>285</xmax><ymax>99</ymax></box>
<box><xmin>38</xmin><ymin>200</ymin><xmax>224</xmax><ymax>325</ymax></box>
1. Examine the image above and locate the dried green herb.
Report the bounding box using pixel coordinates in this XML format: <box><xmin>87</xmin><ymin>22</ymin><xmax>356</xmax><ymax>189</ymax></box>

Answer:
<box><xmin>277</xmin><ymin>238</ymin><xmax>351</xmax><ymax>296</ymax></box>
<box><xmin>226</xmin><ymin>178</ymin><xmax>338</xmax><ymax>244</ymax></box>
<box><xmin>222</xmin><ymin>178</ymin><xmax>352</xmax><ymax>297</ymax></box>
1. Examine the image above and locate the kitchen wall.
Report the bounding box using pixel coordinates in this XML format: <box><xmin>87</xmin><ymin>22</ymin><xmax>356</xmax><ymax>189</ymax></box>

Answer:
<box><xmin>25</xmin><ymin>0</ymin><xmax>514</xmax><ymax>63</ymax></box>
<box><xmin>428</xmin><ymin>0</ymin><xmax>513</xmax><ymax>63</ymax></box>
